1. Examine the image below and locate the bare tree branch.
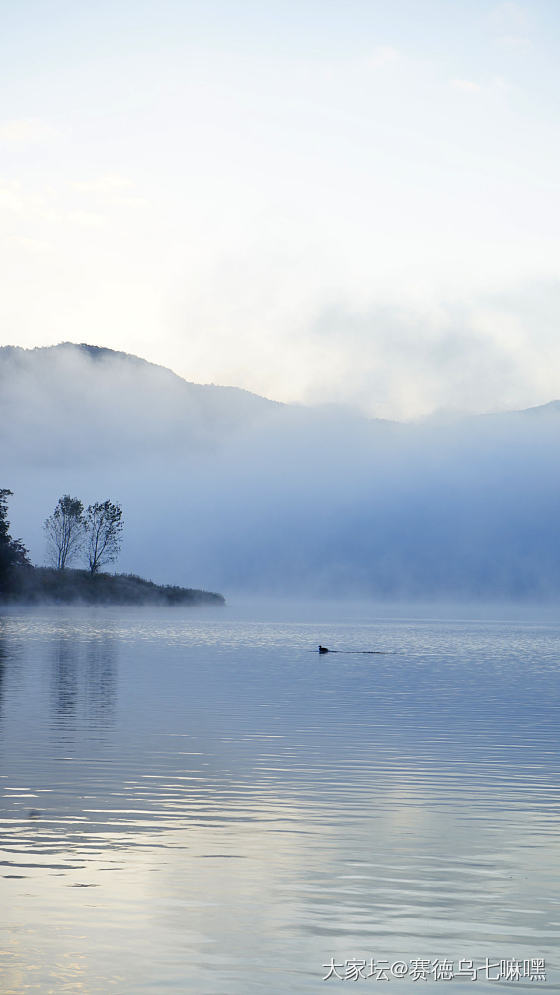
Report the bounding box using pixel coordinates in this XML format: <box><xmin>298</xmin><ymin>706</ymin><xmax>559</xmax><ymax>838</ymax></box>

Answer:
<box><xmin>43</xmin><ymin>495</ymin><xmax>84</xmax><ymax>569</ymax></box>
<box><xmin>84</xmin><ymin>500</ymin><xmax>123</xmax><ymax>575</ymax></box>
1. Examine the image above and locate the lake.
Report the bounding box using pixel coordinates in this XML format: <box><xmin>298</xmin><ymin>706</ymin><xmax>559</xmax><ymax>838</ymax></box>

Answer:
<box><xmin>0</xmin><ymin>602</ymin><xmax>559</xmax><ymax>993</ymax></box>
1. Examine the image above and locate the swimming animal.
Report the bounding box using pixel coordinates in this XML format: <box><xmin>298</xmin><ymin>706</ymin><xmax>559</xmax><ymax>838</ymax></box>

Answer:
<box><xmin>317</xmin><ymin>644</ymin><xmax>394</xmax><ymax>655</ymax></box>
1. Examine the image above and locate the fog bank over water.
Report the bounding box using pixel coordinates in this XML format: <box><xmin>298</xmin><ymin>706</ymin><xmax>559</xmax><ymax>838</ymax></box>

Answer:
<box><xmin>2</xmin><ymin>343</ymin><xmax>560</xmax><ymax>599</ymax></box>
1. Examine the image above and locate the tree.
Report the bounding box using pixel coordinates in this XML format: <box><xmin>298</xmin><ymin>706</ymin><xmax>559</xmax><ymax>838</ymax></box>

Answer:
<box><xmin>84</xmin><ymin>500</ymin><xmax>123</xmax><ymax>575</ymax></box>
<box><xmin>0</xmin><ymin>489</ymin><xmax>30</xmax><ymax>595</ymax></box>
<box><xmin>44</xmin><ymin>495</ymin><xmax>84</xmax><ymax>569</ymax></box>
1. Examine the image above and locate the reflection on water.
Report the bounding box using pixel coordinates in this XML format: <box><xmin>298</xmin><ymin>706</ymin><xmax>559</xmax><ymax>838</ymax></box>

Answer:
<box><xmin>50</xmin><ymin>634</ymin><xmax>117</xmax><ymax>732</ymax></box>
<box><xmin>0</xmin><ymin>637</ymin><xmax>5</xmax><ymax>722</ymax></box>
<box><xmin>0</xmin><ymin>605</ymin><xmax>559</xmax><ymax>993</ymax></box>
<box><xmin>51</xmin><ymin>637</ymin><xmax>79</xmax><ymax>723</ymax></box>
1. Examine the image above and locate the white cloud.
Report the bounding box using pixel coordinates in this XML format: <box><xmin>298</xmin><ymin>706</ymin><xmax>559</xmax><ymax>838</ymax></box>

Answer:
<box><xmin>489</xmin><ymin>2</ymin><xmax>531</xmax><ymax>51</ymax></box>
<box><xmin>294</xmin><ymin>283</ymin><xmax>560</xmax><ymax>419</ymax></box>
<box><xmin>0</xmin><ymin>179</ymin><xmax>58</xmax><ymax>221</ymax></box>
<box><xmin>71</xmin><ymin>175</ymin><xmax>148</xmax><ymax>210</ymax></box>
<box><xmin>489</xmin><ymin>1</ymin><xmax>529</xmax><ymax>33</ymax></box>
<box><xmin>0</xmin><ymin>118</ymin><xmax>59</xmax><ymax>143</ymax></box>
<box><xmin>72</xmin><ymin>175</ymin><xmax>133</xmax><ymax>195</ymax></box>
<box><xmin>450</xmin><ymin>78</ymin><xmax>482</xmax><ymax>94</ymax></box>
<box><xmin>496</xmin><ymin>33</ymin><xmax>532</xmax><ymax>50</ymax></box>
<box><xmin>366</xmin><ymin>45</ymin><xmax>402</xmax><ymax>69</ymax></box>
<box><xmin>450</xmin><ymin>75</ymin><xmax>514</xmax><ymax>100</ymax></box>
<box><xmin>67</xmin><ymin>209</ymin><xmax>107</xmax><ymax>228</ymax></box>
<box><xmin>10</xmin><ymin>235</ymin><xmax>52</xmax><ymax>254</ymax></box>
<box><xmin>0</xmin><ymin>180</ymin><xmax>24</xmax><ymax>212</ymax></box>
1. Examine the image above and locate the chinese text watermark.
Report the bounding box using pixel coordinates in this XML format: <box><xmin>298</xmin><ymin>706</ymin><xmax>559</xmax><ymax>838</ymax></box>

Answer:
<box><xmin>322</xmin><ymin>957</ymin><xmax>546</xmax><ymax>982</ymax></box>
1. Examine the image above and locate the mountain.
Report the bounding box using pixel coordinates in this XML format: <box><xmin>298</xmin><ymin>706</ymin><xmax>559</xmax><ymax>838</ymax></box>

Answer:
<box><xmin>2</xmin><ymin>342</ymin><xmax>560</xmax><ymax>599</ymax></box>
<box><xmin>0</xmin><ymin>343</ymin><xmax>282</xmax><ymax>467</ymax></box>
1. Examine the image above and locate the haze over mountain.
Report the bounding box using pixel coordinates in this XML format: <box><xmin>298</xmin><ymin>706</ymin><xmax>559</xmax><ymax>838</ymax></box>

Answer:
<box><xmin>2</xmin><ymin>342</ymin><xmax>560</xmax><ymax>599</ymax></box>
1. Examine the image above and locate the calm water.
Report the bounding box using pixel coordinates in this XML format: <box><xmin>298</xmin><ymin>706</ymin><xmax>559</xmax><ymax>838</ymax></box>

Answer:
<box><xmin>0</xmin><ymin>603</ymin><xmax>559</xmax><ymax>994</ymax></box>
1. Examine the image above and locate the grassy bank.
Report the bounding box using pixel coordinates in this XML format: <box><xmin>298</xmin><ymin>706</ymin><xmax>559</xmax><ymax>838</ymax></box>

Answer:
<box><xmin>4</xmin><ymin>566</ymin><xmax>225</xmax><ymax>606</ymax></box>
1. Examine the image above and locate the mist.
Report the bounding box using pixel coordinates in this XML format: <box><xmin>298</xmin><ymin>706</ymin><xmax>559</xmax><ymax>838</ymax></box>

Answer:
<box><xmin>3</xmin><ymin>343</ymin><xmax>560</xmax><ymax>600</ymax></box>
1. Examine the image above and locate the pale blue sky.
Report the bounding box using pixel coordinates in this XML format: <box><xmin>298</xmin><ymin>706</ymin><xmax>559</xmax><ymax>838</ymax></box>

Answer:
<box><xmin>2</xmin><ymin>0</ymin><xmax>560</xmax><ymax>417</ymax></box>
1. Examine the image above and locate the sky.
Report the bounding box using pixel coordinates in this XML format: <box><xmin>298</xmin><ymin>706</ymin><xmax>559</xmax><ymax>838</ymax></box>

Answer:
<box><xmin>1</xmin><ymin>0</ymin><xmax>560</xmax><ymax>419</ymax></box>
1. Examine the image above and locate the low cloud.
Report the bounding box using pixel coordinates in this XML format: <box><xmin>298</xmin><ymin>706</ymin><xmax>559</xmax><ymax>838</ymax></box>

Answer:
<box><xmin>275</xmin><ymin>282</ymin><xmax>560</xmax><ymax>420</ymax></box>
<box><xmin>2</xmin><ymin>343</ymin><xmax>560</xmax><ymax>601</ymax></box>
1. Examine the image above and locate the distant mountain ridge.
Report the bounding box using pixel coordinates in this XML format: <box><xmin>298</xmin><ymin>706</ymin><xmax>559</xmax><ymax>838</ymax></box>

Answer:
<box><xmin>2</xmin><ymin>341</ymin><xmax>559</xmax><ymax>426</ymax></box>
<box><xmin>0</xmin><ymin>342</ymin><xmax>284</xmax><ymax>469</ymax></box>
<box><xmin>0</xmin><ymin>340</ymin><xmax>282</xmax><ymax>418</ymax></box>
<box><xmin>2</xmin><ymin>341</ymin><xmax>560</xmax><ymax>598</ymax></box>
<box><xmin>4</xmin><ymin>342</ymin><xmax>560</xmax><ymax>424</ymax></box>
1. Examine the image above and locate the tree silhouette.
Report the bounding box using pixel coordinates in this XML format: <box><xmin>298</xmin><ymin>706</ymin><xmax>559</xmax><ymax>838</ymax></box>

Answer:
<box><xmin>0</xmin><ymin>489</ymin><xmax>29</xmax><ymax>595</ymax></box>
<box><xmin>44</xmin><ymin>495</ymin><xmax>85</xmax><ymax>569</ymax></box>
<box><xmin>84</xmin><ymin>500</ymin><xmax>123</xmax><ymax>575</ymax></box>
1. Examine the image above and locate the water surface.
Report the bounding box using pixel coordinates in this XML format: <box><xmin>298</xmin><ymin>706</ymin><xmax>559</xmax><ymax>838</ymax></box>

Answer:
<box><xmin>1</xmin><ymin>603</ymin><xmax>559</xmax><ymax>993</ymax></box>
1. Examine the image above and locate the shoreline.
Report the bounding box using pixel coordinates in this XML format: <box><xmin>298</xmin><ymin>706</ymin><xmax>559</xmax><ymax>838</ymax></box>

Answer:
<box><xmin>1</xmin><ymin>566</ymin><xmax>225</xmax><ymax>607</ymax></box>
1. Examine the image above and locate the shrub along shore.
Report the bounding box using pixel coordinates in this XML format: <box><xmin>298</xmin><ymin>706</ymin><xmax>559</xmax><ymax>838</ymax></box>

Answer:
<box><xmin>5</xmin><ymin>565</ymin><xmax>225</xmax><ymax>607</ymax></box>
